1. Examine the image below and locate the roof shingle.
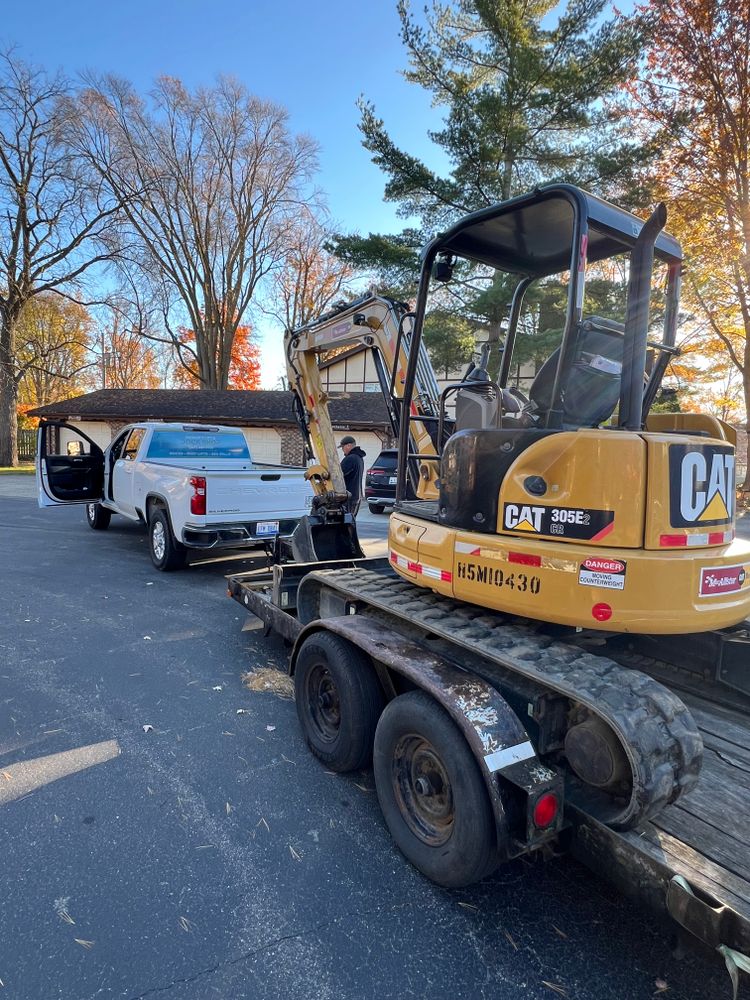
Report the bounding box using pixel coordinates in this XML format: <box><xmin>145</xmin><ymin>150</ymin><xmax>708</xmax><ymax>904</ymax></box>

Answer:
<box><xmin>28</xmin><ymin>389</ymin><xmax>391</xmax><ymax>428</ymax></box>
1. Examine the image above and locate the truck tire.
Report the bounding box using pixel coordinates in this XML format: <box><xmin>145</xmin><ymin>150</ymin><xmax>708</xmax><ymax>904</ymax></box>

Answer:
<box><xmin>373</xmin><ymin>690</ymin><xmax>497</xmax><ymax>888</ymax></box>
<box><xmin>86</xmin><ymin>502</ymin><xmax>111</xmax><ymax>530</ymax></box>
<box><xmin>368</xmin><ymin>503</ymin><xmax>386</xmax><ymax>515</ymax></box>
<box><xmin>294</xmin><ymin>631</ymin><xmax>384</xmax><ymax>772</ymax></box>
<box><xmin>148</xmin><ymin>507</ymin><xmax>187</xmax><ymax>572</ymax></box>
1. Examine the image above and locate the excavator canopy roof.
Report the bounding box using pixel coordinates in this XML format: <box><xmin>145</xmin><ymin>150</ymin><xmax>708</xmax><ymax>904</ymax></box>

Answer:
<box><xmin>428</xmin><ymin>184</ymin><xmax>683</xmax><ymax>278</ymax></box>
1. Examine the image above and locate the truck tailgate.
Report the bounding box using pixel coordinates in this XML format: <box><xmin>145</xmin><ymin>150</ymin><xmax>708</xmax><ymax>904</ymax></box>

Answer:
<box><xmin>206</xmin><ymin>470</ymin><xmax>311</xmax><ymax>521</ymax></box>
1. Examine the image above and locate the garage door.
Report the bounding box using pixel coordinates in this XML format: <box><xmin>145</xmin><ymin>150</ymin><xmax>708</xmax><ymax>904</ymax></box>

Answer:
<box><xmin>351</xmin><ymin>432</ymin><xmax>385</xmax><ymax>467</ymax></box>
<box><xmin>244</xmin><ymin>428</ymin><xmax>281</xmax><ymax>464</ymax></box>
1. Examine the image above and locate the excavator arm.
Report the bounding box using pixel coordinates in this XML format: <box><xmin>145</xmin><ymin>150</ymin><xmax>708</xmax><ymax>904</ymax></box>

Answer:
<box><xmin>284</xmin><ymin>294</ymin><xmax>442</xmax><ymax>505</ymax></box>
<box><xmin>283</xmin><ymin>293</ymin><xmax>457</xmax><ymax>562</ymax></box>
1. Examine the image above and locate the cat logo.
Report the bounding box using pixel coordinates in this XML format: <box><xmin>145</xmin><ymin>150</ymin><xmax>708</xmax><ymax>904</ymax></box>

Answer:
<box><xmin>504</xmin><ymin>504</ymin><xmax>544</xmax><ymax>532</ymax></box>
<box><xmin>669</xmin><ymin>445</ymin><xmax>735</xmax><ymax>528</ymax></box>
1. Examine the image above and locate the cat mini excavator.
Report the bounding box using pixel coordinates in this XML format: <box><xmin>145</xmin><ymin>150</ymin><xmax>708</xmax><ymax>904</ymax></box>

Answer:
<box><xmin>229</xmin><ymin>186</ymin><xmax>750</xmax><ymax>954</ymax></box>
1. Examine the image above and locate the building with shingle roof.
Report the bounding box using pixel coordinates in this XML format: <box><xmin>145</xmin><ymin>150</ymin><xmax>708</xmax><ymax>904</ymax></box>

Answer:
<box><xmin>28</xmin><ymin>389</ymin><xmax>394</xmax><ymax>465</ymax></box>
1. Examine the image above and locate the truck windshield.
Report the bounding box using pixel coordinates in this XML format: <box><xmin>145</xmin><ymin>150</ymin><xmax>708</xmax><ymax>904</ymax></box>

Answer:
<box><xmin>146</xmin><ymin>430</ymin><xmax>251</xmax><ymax>460</ymax></box>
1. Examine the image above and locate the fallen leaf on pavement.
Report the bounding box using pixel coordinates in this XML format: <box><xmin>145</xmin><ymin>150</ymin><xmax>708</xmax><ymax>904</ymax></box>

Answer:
<box><xmin>242</xmin><ymin>668</ymin><xmax>294</xmax><ymax>699</ymax></box>
<box><xmin>542</xmin><ymin>983</ymin><xmax>567</xmax><ymax>996</ymax></box>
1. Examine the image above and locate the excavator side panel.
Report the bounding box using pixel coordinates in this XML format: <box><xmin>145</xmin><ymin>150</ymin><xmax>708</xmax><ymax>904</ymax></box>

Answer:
<box><xmin>387</xmin><ymin>517</ymin><xmax>750</xmax><ymax>633</ymax></box>
<box><xmin>643</xmin><ymin>433</ymin><xmax>736</xmax><ymax>550</ymax></box>
<box><xmin>495</xmin><ymin>429</ymin><xmax>646</xmax><ymax>548</ymax></box>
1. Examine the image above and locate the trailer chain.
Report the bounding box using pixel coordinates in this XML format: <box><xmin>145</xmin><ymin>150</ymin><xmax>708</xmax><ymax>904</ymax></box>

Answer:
<box><xmin>310</xmin><ymin>567</ymin><xmax>703</xmax><ymax>829</ymax></box>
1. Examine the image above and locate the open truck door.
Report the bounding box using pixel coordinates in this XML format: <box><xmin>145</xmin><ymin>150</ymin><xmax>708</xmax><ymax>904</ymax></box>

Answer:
<box><xmin>36</xmin><ymin>421</ymin><xmax>104</xmax><ymax>508</ymax></box>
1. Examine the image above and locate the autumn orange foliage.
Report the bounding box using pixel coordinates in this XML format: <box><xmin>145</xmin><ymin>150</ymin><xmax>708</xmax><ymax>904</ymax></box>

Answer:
<box><xmin>173</xmin><ymin>323</ymin><xmax>261</xmax><ymax>389</ymax></box>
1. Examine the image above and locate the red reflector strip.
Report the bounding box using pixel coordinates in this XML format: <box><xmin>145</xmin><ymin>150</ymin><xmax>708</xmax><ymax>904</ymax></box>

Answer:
<box><xmin>660</xmin><ymin>534</ymin><xmax>688</xmax><ymax>547</ymax></box>
<box><xmin>390</xmin><ymin>551</ymin><xmax>452</xmax><ymax>583</ymax></box>
<box><xmin>708</xmin><ymin>532</ymin><xmax>726</xmax><ymax>545</ymax></box>
<box><xmin>508</xmin><ymin>552</ymin><xmax>542</xmax><ymax>567</ymax></box>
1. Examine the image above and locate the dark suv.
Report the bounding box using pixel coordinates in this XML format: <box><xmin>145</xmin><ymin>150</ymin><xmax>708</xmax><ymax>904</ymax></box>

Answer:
<box><xmin>364</xmin><ymin>449</ymin><xmax>415</xmax><ymax>513</ymax></box>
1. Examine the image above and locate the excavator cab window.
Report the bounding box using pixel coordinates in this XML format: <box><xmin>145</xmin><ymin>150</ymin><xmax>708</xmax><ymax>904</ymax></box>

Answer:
<box><xmin>525</xmin><ymin>317</ymin><xmax>625</xmax><ymax>430</ymax></box>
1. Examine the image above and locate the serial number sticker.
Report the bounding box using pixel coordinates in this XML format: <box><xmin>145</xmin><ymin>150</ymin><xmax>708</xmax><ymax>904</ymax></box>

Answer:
<box><xmin>699</xmin><ymin>564</ymin><xmax>746</xmax><ymax>597</ymax></box>
<box><xmin>578</xmin><ymin>557</ymin><xmax>626</xmax><ymax>591</ymax></box>
<box><xmin>457</xmin><ymin>561</ymin><xmax>541</xmax><ymax>595</ymax></box>
<box><xmin>256</xmin><ymin>520</ymin><xmax>279</xmax><ymax>536</ymax></box>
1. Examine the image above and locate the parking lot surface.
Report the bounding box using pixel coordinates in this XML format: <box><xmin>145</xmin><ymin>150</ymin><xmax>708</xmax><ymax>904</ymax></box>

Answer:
<box><xmin>0</xmin><ymin>478</ymin><xmax>740</xmax><ymax>999</ymax></box>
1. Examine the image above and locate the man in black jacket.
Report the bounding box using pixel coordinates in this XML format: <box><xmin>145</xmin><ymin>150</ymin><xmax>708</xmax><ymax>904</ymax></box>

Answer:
<box><xmin>338</xmin><ymin>435</ymin><xmax>366</xmax><ymax>516</ymax></box>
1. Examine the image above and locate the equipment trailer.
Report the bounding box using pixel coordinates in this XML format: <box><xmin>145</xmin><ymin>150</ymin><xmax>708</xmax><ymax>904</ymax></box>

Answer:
<box><xmin>227</xmin><ymin>185</ymin><xmax>750</xmax><ymax>979</ymax></box>
<box><xmin>228</xmin><ymin>556</ymin><xmax>750</xmax><ymax>969</ymax></box>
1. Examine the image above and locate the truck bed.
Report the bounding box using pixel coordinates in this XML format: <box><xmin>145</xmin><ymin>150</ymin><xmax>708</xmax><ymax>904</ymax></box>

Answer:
<box><xmin>227</xmin><ymin>560</ymin><xmax>750</xmax><ymax>956</ymax></box>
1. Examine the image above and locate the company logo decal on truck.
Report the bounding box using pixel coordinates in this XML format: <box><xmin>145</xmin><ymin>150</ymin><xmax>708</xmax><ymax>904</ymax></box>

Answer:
<box><xmin>503</xmin><ymin>503</ymin><xmax>615</xmax><ymax>541</ymax></box>
<box><xmin>669</xmin><ymin>444</ymin><xmax>735</xmax><ymax>528</ymax></box>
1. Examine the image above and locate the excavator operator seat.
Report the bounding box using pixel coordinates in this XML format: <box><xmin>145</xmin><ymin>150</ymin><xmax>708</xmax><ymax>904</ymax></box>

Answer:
<box><xmin>528</xmin><ymin>316</ymin><xmax>625</xmax><ymax>429</ymax></box>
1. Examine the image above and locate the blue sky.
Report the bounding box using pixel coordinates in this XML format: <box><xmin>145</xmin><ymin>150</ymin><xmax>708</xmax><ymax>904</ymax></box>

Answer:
<box><xmin>2</xmin><ymin>1</ymin><xmax>446</xmax><ymax>385</ymax></box>
<box><xmin>2</xmin><ymin>1</ymin><xmax>443</xmax><ymax>235</ymax></box>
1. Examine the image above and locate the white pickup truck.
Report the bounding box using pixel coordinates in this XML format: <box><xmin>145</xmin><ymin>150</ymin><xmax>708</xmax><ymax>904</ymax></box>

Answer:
<box><xmin>37</xmin><ymin>421</ymin><xmax>313</xmax><ymax>571</ymax></box>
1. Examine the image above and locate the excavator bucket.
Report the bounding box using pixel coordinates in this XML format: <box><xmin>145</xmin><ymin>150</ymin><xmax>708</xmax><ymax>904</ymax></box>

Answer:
<box><xmin>290</xmin><ymin>512</ymin><xmax>365</xmax><ymax>563</ymax></box>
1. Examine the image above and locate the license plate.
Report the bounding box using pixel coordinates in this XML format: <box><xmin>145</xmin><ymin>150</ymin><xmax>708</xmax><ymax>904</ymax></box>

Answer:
<box><xmin>389</xmin><ymin>476</ymin><xmax>397</xmax><ymax>485</ymax></box>
<box><xmin>256</xmin><ymin>520</ymin><xmax>279</xmax><ymax>536</ymax></box>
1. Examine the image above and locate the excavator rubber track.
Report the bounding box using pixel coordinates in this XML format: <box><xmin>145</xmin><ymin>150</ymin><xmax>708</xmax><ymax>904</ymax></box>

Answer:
<box><xmin>305</xmin><ymin>566</ymin><xmax>703</xmax><ymax>829</ymax></box>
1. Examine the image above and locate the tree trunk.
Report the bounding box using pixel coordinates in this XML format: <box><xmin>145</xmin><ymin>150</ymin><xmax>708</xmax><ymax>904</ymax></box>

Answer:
<box><xmin>0</xmin><ymin>365</ymin><xmax>18</xmax><ymax>467</ymax></box>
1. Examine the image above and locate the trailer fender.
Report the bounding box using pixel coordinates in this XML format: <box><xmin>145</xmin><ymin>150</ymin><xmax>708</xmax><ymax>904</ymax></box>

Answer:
<box><xmin>292</xmin><ymin>614</ymin><xmax>562</xmax><ymax>853</ymax></box>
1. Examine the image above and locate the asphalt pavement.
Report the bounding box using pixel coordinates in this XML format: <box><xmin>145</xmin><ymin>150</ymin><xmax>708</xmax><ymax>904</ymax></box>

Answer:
<box><xmin>0</xmin><ymin>477</ymin><xmax>740</xmax><ymax>999</ymax></box>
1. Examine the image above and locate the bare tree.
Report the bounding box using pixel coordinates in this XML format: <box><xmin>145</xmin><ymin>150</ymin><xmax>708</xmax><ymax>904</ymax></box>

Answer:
<box><xmin>270</xmin><ymin>209</ymin><xmax>354</xmax><ymax>333</ymax></box>
<box><xmin>72</xmin><ymin>74</ymin><xmax>318</xmax><ymax>390</ymax></box>
<box><xmin>0</xmin><ymin>51</ymin><xmax>122</xmax><ymax>465</ymax></box>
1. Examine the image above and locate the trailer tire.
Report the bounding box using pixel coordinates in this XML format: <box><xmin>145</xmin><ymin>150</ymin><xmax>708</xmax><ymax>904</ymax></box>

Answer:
<box><xmin>86</xmin><ymin>502</ymin><xmax>111</xmax><ymax>530</ymax></box>
<box><xmin>148</xmin><ymin>506</ymin><xmax>187</xmax><ymax>572</ymax></box>
<box><xmin>294</xmin><ymin>632</ymin><xmax>384</xmax><ymax>772</ymax></box>
<box><xmin>374</xmin><ymin>690</ymin><xmax>497</xmax><ymax>888</ymax></box>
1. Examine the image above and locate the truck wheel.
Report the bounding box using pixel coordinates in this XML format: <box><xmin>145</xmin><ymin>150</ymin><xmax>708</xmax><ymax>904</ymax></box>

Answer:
<box><xmin>294</xmin><ymin>632</ymin><xmax>384</xmax><ymax>772</ymax></box>
<box><xmin>148</xmin><ymin>507</ymin><xmax>187</xmax><ymax>572</ymax></box>
<box><xmin>86</xmin><ymin>502</ymin><xmax>111</xmax><ymax>530</ymax></box>
<box><xmin>368</xmin><ymin>503</ymin><xmax>386</xmax><ymax>515</ymax></box>
<box><xmin>373</xmin><ymin>690</ymin><xmax>497</xmax><ymax>888</ymax></box>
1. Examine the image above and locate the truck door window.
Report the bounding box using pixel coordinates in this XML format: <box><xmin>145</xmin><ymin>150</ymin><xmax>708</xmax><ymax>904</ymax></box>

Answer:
<box><xmin>110</xmin><ymin>431</ymin><xmax>129</xmax><ymax>462</ymax></box>
<box><xmin>123</xmin><ymin>428</ymin><xmax>145</xmax><ymax>461</ymax></box>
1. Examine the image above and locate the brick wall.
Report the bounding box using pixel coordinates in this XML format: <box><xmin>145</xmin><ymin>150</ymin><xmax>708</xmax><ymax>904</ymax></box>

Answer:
<box><xmin>279</xmin><ymin>426</ymin><xmax>305</xmax><ymax>466</ymax></box>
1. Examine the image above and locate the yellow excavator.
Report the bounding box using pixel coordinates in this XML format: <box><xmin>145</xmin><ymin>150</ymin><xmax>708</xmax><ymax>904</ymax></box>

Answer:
<box><xmin>229</xmin><ymin>186</ymin><xmax>750</xmax><ymax>957</ymax></box>
<box><xmin>287</xmin><ymin>185</ymin><xmax>749</xmax><ymax>636</ymax></box>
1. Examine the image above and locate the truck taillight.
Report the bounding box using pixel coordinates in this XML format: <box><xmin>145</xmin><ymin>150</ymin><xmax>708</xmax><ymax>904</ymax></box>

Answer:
<box><xmin>190</xmin><ymin>476</ymin><xmax>206</xmax><ymax>515</ymax></box>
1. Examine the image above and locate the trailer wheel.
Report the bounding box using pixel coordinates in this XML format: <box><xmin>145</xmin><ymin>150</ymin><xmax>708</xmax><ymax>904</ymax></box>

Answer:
<box><xmin>86</xmin><ymin>502</ymin><xmax>111</xmax><ymax>530</ymax></box>
<box><xmin>374</xmin><ymin>690</ymin><xmax>497</xmax><ymax>888</ymax></box>
<box><xmin>148</xmin><ymin>507</ymin><xmax>186</xmax><ymax>572</ymax></box>
<box><xmin>294</xmin><ymin>632</ymin><xmax>384</xmax><ymax>772</ymax></box>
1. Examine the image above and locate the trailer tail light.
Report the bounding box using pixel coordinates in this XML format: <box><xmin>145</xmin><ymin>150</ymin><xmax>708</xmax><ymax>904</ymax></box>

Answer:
<box><xmin>190</xmin><ymin>476</ymin><xmax>206</xmax><ymax>515</ymax></box>
<box><xmin>532</xmin><ymin>792</ymin><xmax>559</xmax><ymax>829</ymax></box>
